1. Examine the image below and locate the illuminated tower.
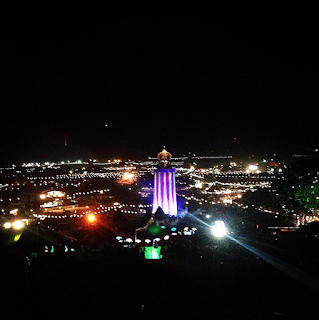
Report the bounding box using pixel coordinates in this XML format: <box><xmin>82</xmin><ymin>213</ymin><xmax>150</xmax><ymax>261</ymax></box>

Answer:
<box><xmin>152</xmin><ymin>147</ymin><xmax>177</xmax><ymax>216</ymax></box>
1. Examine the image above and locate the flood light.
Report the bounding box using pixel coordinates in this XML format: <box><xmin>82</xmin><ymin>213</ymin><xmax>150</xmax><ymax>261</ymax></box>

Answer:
<box><xmin>87</xmin><ymin>215</ymin><xmax>96</xmax><ymax>223</ymax></box>
<box><xmin>12</xmin><ymin>220</ymin><xmax>24</xmax><ymax>230</ymax></box>
<box><xmin>3</xmin><ymin>222</ymin><xmax>11</xmax><ymax>229</ymax></box>
<box><xmin>211</xmin><ymin>220</ymin><xmax>227</xmax><ymax>238</ymax></box>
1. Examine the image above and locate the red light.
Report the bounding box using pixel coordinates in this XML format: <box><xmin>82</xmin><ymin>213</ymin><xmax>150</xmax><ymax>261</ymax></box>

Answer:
<box><xmin>87</xmin><ymin>215</ymin><xmax>96</xmax><ymax>223</ymax></box>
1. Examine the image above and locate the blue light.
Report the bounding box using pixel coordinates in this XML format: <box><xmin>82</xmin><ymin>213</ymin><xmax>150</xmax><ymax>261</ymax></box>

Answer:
<box><xmin>171</xmin><ymin>227</ymin><xmax>177</xmax><ymax>232</ymax></box>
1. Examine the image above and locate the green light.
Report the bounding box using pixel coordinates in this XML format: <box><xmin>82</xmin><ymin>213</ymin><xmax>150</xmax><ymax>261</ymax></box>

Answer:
<box><xmin>145</xmin><ymin>246</ymin><xmax>162</xmax><ymax>259</ymax></box>
<box><xmin>158</xmin><ymin>172</ymin><xmax>162</xmax><ymax>207</ymax></box>
<box><xmin>148</xmin><ymin>224</ymin><xmax>162</xmax><ymax>236</ymax></box>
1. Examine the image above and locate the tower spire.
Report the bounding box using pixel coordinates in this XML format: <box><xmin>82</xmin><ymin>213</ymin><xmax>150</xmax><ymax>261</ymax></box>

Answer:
<box><xmin>157</xmin><ymin>147</ymin><xmax>172</xmax><ymax>168</ymax></box>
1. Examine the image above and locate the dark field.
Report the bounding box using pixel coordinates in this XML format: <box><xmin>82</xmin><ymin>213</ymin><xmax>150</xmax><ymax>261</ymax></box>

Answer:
<box><xmin>1</xmin><ymin>225</ymin><xmax>319</xmax><ymax>319</ymax></box>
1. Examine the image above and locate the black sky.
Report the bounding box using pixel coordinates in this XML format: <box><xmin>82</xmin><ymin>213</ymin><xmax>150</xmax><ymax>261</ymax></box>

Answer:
<box><xmin>1</xmin><ymin>16</ymin><xmax>319</xmax><ymax>164</ymax></box>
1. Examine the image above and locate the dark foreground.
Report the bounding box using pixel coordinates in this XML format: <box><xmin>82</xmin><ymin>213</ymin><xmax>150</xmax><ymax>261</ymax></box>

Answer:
<box><xmin>1</xmin><ymin>230</ymin><xmax>319</xmax><ymax>319</ymax></box>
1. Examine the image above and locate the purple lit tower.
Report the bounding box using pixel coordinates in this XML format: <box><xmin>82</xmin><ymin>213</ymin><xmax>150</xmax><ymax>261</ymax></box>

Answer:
<box><xmin>152</xmin><ymin>147</ymin><xmax>177</xmax><ymax>216</ymax></box>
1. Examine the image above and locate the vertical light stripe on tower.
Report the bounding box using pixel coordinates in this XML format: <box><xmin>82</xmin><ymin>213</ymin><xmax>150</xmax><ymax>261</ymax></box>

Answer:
<box><xmin>167</xmin><ymin>172</ymin><xmax>171</xmax><ymax>213</ymax></box>
<box><xmin>170</xmin><ymin>172</ymin><xmax>174</xmax><ymax>215</ymax></box>
<box><xmin>153</xmin><ymin>171</ymin><xmax>158</xmax><ymax>212</ymax></box>
<box><xmin>158</xmin><ymin>171</ymin><xmax>162</xmax><ymax>211</ymax></box>
<box><xmin>172</xmin><ymin>171</ymin><xmax>177</xmax><ymax>215</ymax></box>
<box><xmin>162</xmin><ymin>172</ymin><xmax>165</xmax><ymax>213</ymax></box>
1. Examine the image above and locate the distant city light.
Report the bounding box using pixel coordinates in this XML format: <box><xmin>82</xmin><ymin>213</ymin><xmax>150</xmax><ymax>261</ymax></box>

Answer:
<box><xmin>223</xmin><ymin>198</ymin><xmax>232</xmax><ymax>204</ymax></box>
<box><xmin>120</xmin><ymin>171</ymin><xmax>136</xmax><ymax>184</ymax></box>
<box><xmin>3</xmin><ymin>222</ymin><xmax>11</xmax><ymax>229</ymax></box>
<box><xmin>40</xmin><ymin>191</ymin><xmax>65</xmax><ymax>199</ymax></box>
<box><xmin>248</xmin><ymin>164</ymin><xmax>258</xmax><ymax>171</ymax></box>
<box><xmin>9</xmin><ymin>208</ymin><xmax>18</xmax><ymax>215</ymax></box>
<box><xmin>122</xmin><ymin>172</ymin><xmax>134</xmax><ymax>181</ymax></box>
<box><xmin>195</xmin><ymin>181</ymin><xmax>203</xmax><ymax>189</ymax></box>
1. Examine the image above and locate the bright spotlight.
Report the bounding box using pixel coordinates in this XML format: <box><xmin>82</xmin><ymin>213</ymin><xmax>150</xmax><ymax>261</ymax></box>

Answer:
<box><xmin>211</xmin><ymin>220</ymin><xmax>227</xmax><ymax>238</ymax></box>
<box><xmin>3</xmin><ymin>222</ymin><xmax>11</xmax><ymax>229</ymax></box>
<box><xmin>123</xmin><ymin>172</ymin><xmax>134</xmax><ymax>180</ymax></box>
<box><xmin>87</xmin><ymin>215</ymin><xmax>96</xmax><ymax>223</ymax></box>
<box><xmin>12</xmin><ymin>220</ymin><xmax>24</xmax><ymax>230</ymax></box>
<box><xmin>248</xmin><ymin>164</ymin><xmax>258</xmax><ymax>171</ymax></box>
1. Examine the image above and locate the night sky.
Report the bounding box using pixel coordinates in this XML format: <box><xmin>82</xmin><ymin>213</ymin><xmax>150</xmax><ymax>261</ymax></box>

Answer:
<box><xmin>2</xmin><ymin>16</ymin><xmax>319</xmax><ymax>164</ymax></box>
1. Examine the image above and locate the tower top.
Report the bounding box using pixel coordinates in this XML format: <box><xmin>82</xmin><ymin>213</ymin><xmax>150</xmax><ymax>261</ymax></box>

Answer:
<box><xmin>157</xmin><ymin>147</ymin><xmax>172</xmax><ymax>168</ymax></box>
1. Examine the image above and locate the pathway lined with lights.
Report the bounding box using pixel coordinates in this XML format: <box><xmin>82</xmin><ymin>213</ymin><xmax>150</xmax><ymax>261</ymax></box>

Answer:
<box><xmin>34</xmin><ymin>202</ymin><xmax>152</xmax><ymax>220</ymax></box>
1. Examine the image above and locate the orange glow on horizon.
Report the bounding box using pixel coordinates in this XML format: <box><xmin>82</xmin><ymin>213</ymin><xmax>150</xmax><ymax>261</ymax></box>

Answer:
<box><xmin>119</xmin><ymin>171</ymin><xmax>136</xmax><ymax>184</ymax></box>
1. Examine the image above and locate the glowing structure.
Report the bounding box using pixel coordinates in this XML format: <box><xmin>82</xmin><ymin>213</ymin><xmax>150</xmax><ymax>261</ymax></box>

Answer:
<box><xmin>152</xmin><ymin>148</ymin><xmax>177</xmax><ymax>216</ymax></box>
<box><xmin>144</xmin><ymin>246</ymin><xmax>162</xmax><ymax>259</ymax></box>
